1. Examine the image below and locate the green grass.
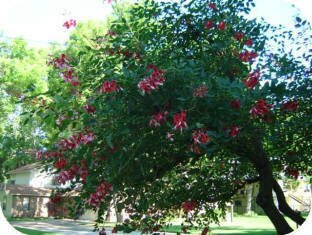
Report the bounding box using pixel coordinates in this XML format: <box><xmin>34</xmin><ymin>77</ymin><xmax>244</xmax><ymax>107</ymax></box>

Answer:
<box><xmin>14</xmin><ymin>227</ymin><xmax>60</xmax><ymax>235</ymax></box>
<box><xmin>159</xmin><ymin>215</ymin><xmax>298</xmax><ymax>234</ymax></box>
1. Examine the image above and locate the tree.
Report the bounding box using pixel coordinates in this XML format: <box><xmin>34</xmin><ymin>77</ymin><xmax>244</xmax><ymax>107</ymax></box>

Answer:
<box><xmin>31</xmin><ymin>0</ymin><xmax>311</xmax><ymax>234</ymax></box>
<box><xmin>0</xmin><ymin>38</ymin><xmax>48</xmax><ymax>181</ymax></box>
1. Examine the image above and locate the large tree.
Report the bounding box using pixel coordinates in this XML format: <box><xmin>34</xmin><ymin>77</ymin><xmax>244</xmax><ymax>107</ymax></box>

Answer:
<box><xmin>31</xmin><ymin>0</ymin><xmax>311</xmax><ymax>234</ymax></box>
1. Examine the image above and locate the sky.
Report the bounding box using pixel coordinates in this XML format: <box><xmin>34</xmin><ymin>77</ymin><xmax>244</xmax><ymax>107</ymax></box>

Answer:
<box><xmin>0</xmin><ymin>0</ymin><xmax>311</xmax><ymax>47</ymax></box>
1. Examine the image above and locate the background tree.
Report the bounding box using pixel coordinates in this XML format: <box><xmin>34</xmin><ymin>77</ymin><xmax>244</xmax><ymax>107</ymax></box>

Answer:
<box><xmin>0</xmin><ymin>38</ymin><xmax>48</xmax><ymax>181</ymax></box>
<box><xmin>31</xmin><ymin>0</ymin><xmax>311</xmax><ymax>234</ymax></box>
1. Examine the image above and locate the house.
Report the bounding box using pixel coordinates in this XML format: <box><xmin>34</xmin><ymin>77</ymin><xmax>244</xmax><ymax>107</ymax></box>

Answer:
<box><xmin>0</xmin><ymin>163</ymin><xmax>98</xmax><ymax>221</ymax></box>
<box><xmin>232</xmin><ymin>178</ymin><xmax>311</xmax><ymax>215</ymax></box>
<box><xmin>0</xmin><ymin>163</ymin><xmax>54</xmax><ymax>218</ymax></box>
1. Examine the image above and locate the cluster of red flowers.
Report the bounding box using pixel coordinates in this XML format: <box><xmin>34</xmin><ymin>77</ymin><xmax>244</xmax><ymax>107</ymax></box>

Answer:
<box><xmin>63</xmin><ymin>19</ymin><xmax>77</xmax><ymax>29</ymax></box>
<box><xmin>84</xmin><ymin>105</ymin><xmax>96</xmax><ymax>114</ymax></box>
<box><xmin>149</xmin><ymin>111</ymin><xmax>168</xmax><ymax>127</ymax></box>
<box><xmin>282</xmin><ymin>100</ymin><xmax>298</xmax><ymax>112</ymax></box>
<box><xmin>193</xmin><ymin>85</ymin><xmax>208</xmax><ymax>97</ymax></box>
<box><xmin>192</xmin><ymin>130</ymin><xmax>210</xmax><ymax>144</ymax></box>
<box><xmin>204</xmin><ymin>21</ymin><xmax>226</xmax><ymax>30</ymax></box>
<box><xmin>182</xmin><ymin>201</ymin><xmax>197</xmax><ymax>212</ymax></box>
<box><xmin>238</xmin><ymin>50</ymin><xmax>258</xmax><ymax>62</ymax></box>
<box><xmin>88</xmin><ymin>181</ymin><xmax>112</xmax><ymax>207</ymax></box>
<box><xmin>56</xmin><ymin>164</ymin><xmax>80</xmax><ymax>184</ymax></box>
<box><xmin>229</xmin><ymin>126</ymin><xmax>240</xmax><ymax>137</ymax></box>
<box><xmin>230</xmin><ymin>99</ymin><xmax>241</xmax><ymax>109</ymax></box>
<box><xmin>101</xmin><ymin>80</ymin><xmax>122</xmax><ymax>93</ymax></box>
<box><xmin>138</xmin><ymin>65</ymin><xmax>165</xmax><ymax>94</ymax></box>
<box><xmin>286</xmin><ymin>167</ymin><xmax>300</xmax><ymax>180</ymax></box>
<box><xmin>233</xmin><ymin>32</ymin><xmax>253</xmax><ymax>46</ymax></box>
<box><xmin>208</xmin><ymin>2</ymin><xmax>218</xmax><ymax>11</ymax></box>
<box><xmin>243</xmin><ymin>70</ymin><xmax>260</xmax><ymax>89</ymax></box>
<box><xmin>58</xmin><ymin>131</ymin><xmax>95</xmax><ymax>150</ymax></box>
<box><xmin>48</xmin><ymin>54</ymin><xmax>79</xmax><ymax>86</ymax></box>
<box><xmin>36</xmin><ymin>150</ymin><xmax>63</xmax><ymax>160</ymax></box>
<box><xmin>54</xmin><ymin>157</ymin><xmax>67</xmax><ymax>169</ymax></box>
<box><xmin>173</xmin><ymin>111</ymin><xmax>188</xmax><ymax>131</ymax></box>
<box><xmin>238</xmin><ymin>51</ymin><xmax>258</xmax><ymax>62</ymax></box>
<box><xmin>50</xmin><ymin>193</ymin><xmax>63</xmax><ymax>204</ymax></box>
<box><xmin>250</xmin><ymin>99</ymin><xmax>272</xmax><ymax>118</ymax></box>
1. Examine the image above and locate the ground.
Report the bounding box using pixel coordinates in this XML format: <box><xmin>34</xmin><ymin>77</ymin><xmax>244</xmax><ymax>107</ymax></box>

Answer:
<box><xmin>9</xmin><ymin>215</ymin><xmax>299</xmax><ymax>235</ymax></box>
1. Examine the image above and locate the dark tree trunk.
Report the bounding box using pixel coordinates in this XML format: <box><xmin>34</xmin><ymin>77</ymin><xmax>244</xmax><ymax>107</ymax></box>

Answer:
<box><xmin>273</xmin><ymin>179</ymin><xmax>306</xmax><ymax>225</ymax></box>
<box><xmin>247</xmin><ymin>138</ymin><xmax>293</xmax><ymax>235</ymax></box>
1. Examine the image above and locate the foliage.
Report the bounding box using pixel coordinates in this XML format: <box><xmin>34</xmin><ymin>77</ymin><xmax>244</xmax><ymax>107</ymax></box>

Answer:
<box><xmin>0</xmin><ymin>38</ymin><xmax>48</xmax><ymax>181</ymax></box>
<box><xmin>30</xmin><ymin>0</ymin><xmax>311</xmax><ymax>233</ymax></box>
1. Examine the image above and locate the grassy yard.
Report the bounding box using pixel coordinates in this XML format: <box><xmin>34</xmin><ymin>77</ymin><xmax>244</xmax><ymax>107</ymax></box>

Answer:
<box><xmin>14</xmin><ymin>227</ymin><xmax>60</xmax><ymax>235</ymax></box>
<box><xmin>160</xmin><ymin>215</ymin><xmax>298</xmax><ymax>234</ymax></box>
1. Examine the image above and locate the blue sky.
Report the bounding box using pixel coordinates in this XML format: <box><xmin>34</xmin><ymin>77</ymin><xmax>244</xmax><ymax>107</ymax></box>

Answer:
<box><xmin>0</xmin><ymin>0</ymin><xmax>311</xmax><ymax>47</ymax></box>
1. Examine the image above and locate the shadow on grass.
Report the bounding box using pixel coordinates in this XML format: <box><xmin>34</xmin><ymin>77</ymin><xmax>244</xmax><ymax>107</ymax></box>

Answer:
<box><xmin>15</xmin><ymin>227</ymin><xmax>60</xmax><ymax>235</ymax></box>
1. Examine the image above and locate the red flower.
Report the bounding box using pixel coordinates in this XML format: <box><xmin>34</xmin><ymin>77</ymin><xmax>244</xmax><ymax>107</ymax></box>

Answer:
<box><xmin>149</xmin><ymin>111</ymin><xmax>168</xmax><ymax>127</ymax></box>
<box><xmin>138</xmin><ymin>66</ymin><xmax>165</xmax><ymax>94</ymax></box>
<box><xmin>229</xmin><ymin>126</ymin><xmax>240</xmax><ymax>137</ymax></box>
<box><xmin>233</xmin><ymin>32</ymin><xmax>244</xmax><ymax>41</ymax></box>
<box><xmin>193</xmin><ymin>85</ymin><xmax>208</xmax><ymax>98</ymax></box>
<box><xmin>173</xmin><ymin>111</ymin><xmax>188</xmax><ymax>131</ymax></box>
<box><xmin>182</xmin><ymin>201</ymin><xmax>196</xmax><ymax>212</ymax></box>
<box><xmin>54</xmin><ymin>158</ymin><xmax>67</xmax><ymax>169</ymax></box>
<box><xmin>192</xmin><ymin>130</ymin><xmax>210</xmax><ymax>144</ymax></box>
<box><xmin>63</xmin><ymin>19</ymin><xmax>77</xmax><ymax>29</ymax></box>
<box><xmin>101</xmin><ymin>80</ymin><xmax>121</xmax><ymax>93</ymax></box>
<box><xmin>84</xmin><ymin>105</ymin><xmax>96</xmax><ymax>114</ymax></box>
<box><xmin>244</xmin><ymin>39</ymin><xmax>253</xmax><ymax>46</ymax></box>
<box><xmin>286</xmin><ymin>168</ymin><xmax>299</xmax><ymax>180</ymax></box>
<box><xmin>250</xmin><ymin>99</ymin><xmax>272</xmax><ymax>118</ymax></box>
<box><xmin>282</xmin><ymin>100</ymin><xmax>298</xmax><ymax>112</ymax></box>
<box><xmin>204</xmin><ymin>20</ymin><xmax>214</xmax><ymax>29</ymax></box>
<box><xmin>243</xmin><ymin>70</ymin><xmax>260</xmax><ymax>89</ymax></box>
<box><xmin>208</xmin><ymin>3</ymin><xmax>218</xmax><ymax>11</ymax></box>
<box><xmin>238</xmin><ymin>51</ymin><xmax>258</xmax><ymax>62</ymax></box>
<box><xmin>230</xmin><ymin>99</ymin><xmax>241</xmax><ymax>109</ymax></box>
<box><xmin>88</xmin><ymin>181</ymin><xmax>111</xmax><ymax>207</ymax></box>
<box><xmin>217</xmin><ymin>21</ymin><xmax>226</xmax><ymax>30</ymax></box>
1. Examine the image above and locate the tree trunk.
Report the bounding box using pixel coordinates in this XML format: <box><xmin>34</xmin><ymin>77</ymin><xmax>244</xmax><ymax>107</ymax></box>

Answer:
<box><xmin>245</xmin><ymin>184</ymin><xmax>253</xmax><ymax>215</ymax></box>
<box><xmin>247</xmin><ymin>138</ymin><xmax>293</xmax><ymax>235</ymax></box>
<box><xmin>273</xmin><ymin>179</ymin><xmax>305</xmax><ymax>225</ymax></box>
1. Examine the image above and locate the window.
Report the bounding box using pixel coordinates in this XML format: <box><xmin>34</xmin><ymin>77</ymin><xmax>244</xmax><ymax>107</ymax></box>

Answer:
<box><xmin>234</xmin><ymin>200</ymin><xmax>242</xmax><ymax>206</ymax></box>
<box><xmin>9</xmin><ymin>180</ymin><xmax>15</xmax><ymax>185</ymax></box>
<box><xmin>22</xmin><ymin>197</ymin><xmax>30</xmax><ymax>211</ymax></box>
<box><xmin>2</xmin><ymin>197</ymin><xmax>7</xmax><ymax>211</ymax></box>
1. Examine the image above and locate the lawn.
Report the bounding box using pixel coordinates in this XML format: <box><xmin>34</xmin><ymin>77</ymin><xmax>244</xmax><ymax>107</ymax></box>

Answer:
<box><xmin>14</xmin><ymin>227</ymin><xmax>60</xmax><ymax>235</ymax></box>
<box><xmin>160</xmin><ymin>215</ymin><xmax>298</xmax><ymax>234</ymax></box>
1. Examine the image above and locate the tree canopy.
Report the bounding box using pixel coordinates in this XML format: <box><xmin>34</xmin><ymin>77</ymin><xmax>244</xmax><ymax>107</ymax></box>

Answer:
<box><xmin>21</xmin><ymin>0</ymin><xmax>312</xmax><ymax>234</ymax></box>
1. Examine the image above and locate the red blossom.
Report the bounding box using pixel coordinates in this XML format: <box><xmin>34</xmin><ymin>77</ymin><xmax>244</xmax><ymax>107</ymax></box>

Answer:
<box><xmin>193</xmin><ymin>85</ymin><xmax>208</xmax><ymax>98</ymax></box>
<box><xmin>250</xmin><ymin>99</ymin><xmax>272</xmax><ymax>118</ymax></box>
<box><xmin>88</xmin><ymin>181</ymin><xmax>111</xmax><ymax>207</ymax></box>
<box><xmin>217</xmin><ymin>21</ymin><xmax>226</xmax><ymax>30</ymax></box>
<box><xmin>233</xmin><ymin>32</ymin><xmax>244</xmax><ymax>41</ymax></box>
<box><xmin>244</xmin><ymin>39</ymin><xmax>253</xmax><ymax>46</ymax></box>
<box><xmin>229</xmin><ymin>126</ymin><xmax>240</xmax><ymax>137</ymax></box>
<box><xmin>286</xmin><ymin>168</ymin><xmax>299</xmax><ymax>180</ymax></box>
<box><xmin>54</xmin><ymin>158</ymin><xmax>67</xmax><ymax>169</ymax></box>
<box><xmin>282</xmin><ymin>100</ymin><xmax>298</xmax><ymax>112</ymax></box>
<box><xmin>230</xmin><ymin>99</ymin><xmax>241</xmax><ymax>109</ymax></box>
<box><xmin>192</xmin><ymin>130</ymin><xmax>210</xmax><ymax>144</ymax></box>
<box><xmin>149</xmin><ymin>111</ymin><xmax>168</xmax><ymax>127</ymax></box>
<box><xmin>173</xmin><ymin>111</ymin><xmax>187</xmax><ymax>131</ymax></box>
<box><xmin>204</xmin><ymin>20</ymin><xmax>214</xmax><ymax>29</ymax></box>
<box><xmin>243</xmin><ymin>70</ymin><xmax>260</xmax><ymax>89</ymax></box>
<box><xmin>101</xmin><ymin>80</ymin><xmax>122</xmax><ymax>93</ymax></box>
<box><xmin>138</xmin><ymin>66</ymin><xmax>165</xmax><ymax>94</ymax></box>
<box><xmin>84</xmin><ymin>105</ymin><xmax>96</xmax><ymax>114</ymax></box>
<box><xmin>182</xmin><ymin>201</ymin><xmax>196</xmax><ymax>212</ymax></box>
<box><xmin>48</xmin><ymin>54</ymin><xmax>69</xmax><ymax>69</ymax></box>
<box><xmin>63</xmin><ymin>19</ymin><xmax>77</xmax><ymax>29</ymax></box>
<box><xmin>208</xmin><ymin>3</ymin><xmax>218</xmax><ymax>11</ymax></box>
<box><xmin>238</xmin><ymin>51</ymin><xmax>258</xmax><ymax>62</ymax></box>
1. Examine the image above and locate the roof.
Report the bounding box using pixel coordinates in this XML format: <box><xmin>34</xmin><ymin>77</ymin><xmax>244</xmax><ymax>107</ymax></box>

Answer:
<box><xmin>4</xmin><ymin>184</ymin><xmax>52</xmax><ymax>197</ymax></box>
<box><xmin>8</xmin><ymin>162</ymin><xmax>43</xmax><ymax>174</ymax></box>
